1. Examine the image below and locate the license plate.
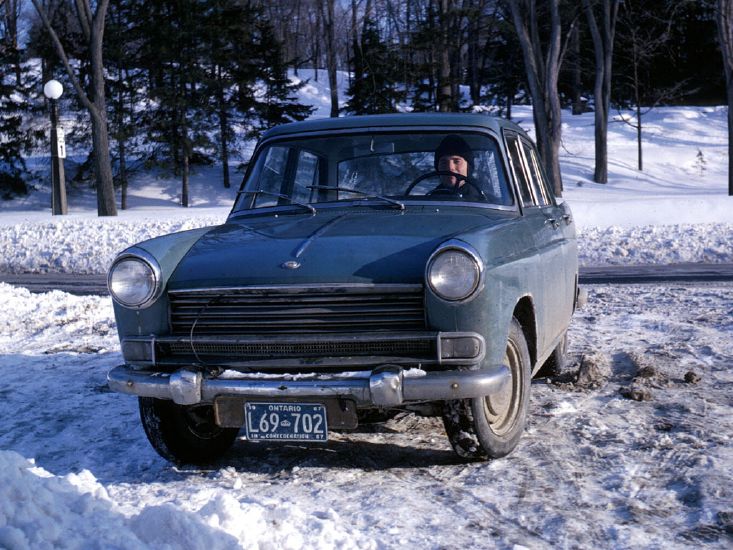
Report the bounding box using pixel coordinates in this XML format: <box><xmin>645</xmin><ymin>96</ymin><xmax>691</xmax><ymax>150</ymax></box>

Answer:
<box><xmin>244</xmin><ymin>402</ymin><xmax>328</xmax><ymax>442</ymax></box>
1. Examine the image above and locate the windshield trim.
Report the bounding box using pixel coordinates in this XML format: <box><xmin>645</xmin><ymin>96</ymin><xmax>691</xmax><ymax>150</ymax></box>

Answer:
<box><xmin>227</xmin><ymin>200</ymin><xmax>518</xmax><ymax>222</ymax></box>
<box><xmin>230</xmin><ymin>126</ymin><xmax>518</xmax><ymax>217</ymax></box>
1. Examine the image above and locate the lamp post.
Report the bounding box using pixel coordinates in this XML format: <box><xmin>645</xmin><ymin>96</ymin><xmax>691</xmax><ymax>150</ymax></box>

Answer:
<box><xmin>43</xmin><ymin>79</ymin><xmax>67</xmax><ymax>215</ymax></box>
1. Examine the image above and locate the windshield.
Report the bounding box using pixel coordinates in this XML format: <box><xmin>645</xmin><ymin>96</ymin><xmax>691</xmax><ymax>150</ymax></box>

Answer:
<box><xmin>233</xmin><ymin>131</ymin><xmax>514</xmax><ymax>212</ymax></box>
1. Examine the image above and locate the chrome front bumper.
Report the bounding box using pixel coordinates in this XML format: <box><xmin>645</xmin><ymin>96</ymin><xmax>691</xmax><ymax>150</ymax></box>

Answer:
<box><xmin>107</xmin><ymin>365</ymin><xmax>510</xmax><ymax>407</ymax></box>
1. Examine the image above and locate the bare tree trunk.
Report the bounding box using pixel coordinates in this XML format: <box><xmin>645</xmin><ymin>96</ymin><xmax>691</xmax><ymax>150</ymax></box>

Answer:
<box><xmin>322</xmin><ymin>0</ymin><xmax>339</xmax><ymax>117</ymax></box>
<box><xmin>217</xmin><ymin>66</ymin><xmax>230</xmax><ymax>189</ymax></box>
<box><xmin>313</xmin><ymin>7</ymin><xmax>321</xmax><ymax>81</ymax></box>
<box><xmin>219</xmin><ymin>103</ymin><xmax>230</xmax><ymax>189</ymax></box>
<box><xmin>570</xmin><ymin>22</ymin><xmax>583</xmax><ymax>115</ymax></box>
<box><xmin>509</xmin><ymin>0</ymin><xmax>564</xmax><ymax>196</ymax></box>
<box><xmin>31</xmin><ymin>0</ymin><xmax>117</xmax><ymax>216</ymax></box>
<box><xmin>716</xmin><ymin>0</ymin><xmax>733</xmax><ymax>196</ymax></box>
<box><xmin>584</xmin><ymin>0</ymin><xmax>619</xmax><ymax>183</ymax></box>
<box><xmin>114</xmin><ymin>65</ymin><xmax>129</xmax><ymax>210</ymax></box>
<box><xmin>636</xmin><ymin>102</ymin><xmax>642</xmax><ymax>171</ymax></box>
<box><xmin>3</xmin><ymin>0</ymin><xmax>21</xmax><ymax>85</ymax></box>
<box><xmin>349</xmin><ymin>0</ymin><xmax>358</xmax><ymax>88</ymax></box>
<box><xmin>119</xmin><ymin>138</ymin><xmax>127</xmax><ymax>210</ymax></box>
<box><xmin>182</xmin><ymin>138</ymin><xmax>190</xmax><ymax>208</ymax></box>
<box><xmin>438</xmin><ymin>0</ymin><xmax>452</xmax><ymax>112</ymax></box>
<box><xmin>89</xmin><ymin>109</ymin><xmax>116</xmax><ymax>214</ymax></box>
<box><xmin>631</xmin><ymin>37</ymin><xmax>643</xmax><ymax>171</ymax></box>
<box><xmin>468</xmin><ymin>0</ymin><xmax>480</xmax><ymax>105</ymax></box>
<box><xmin>405</xmin><ymin>0</ymin><xmax>412</xmax><ymax>95</ymax></box>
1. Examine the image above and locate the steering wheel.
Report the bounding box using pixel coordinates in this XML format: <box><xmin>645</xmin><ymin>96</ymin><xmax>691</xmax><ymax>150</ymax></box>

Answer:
<box><xmin>404</xmin><ymin>170</ymin><xmax>487</xmax><ymax>201</ymax></box>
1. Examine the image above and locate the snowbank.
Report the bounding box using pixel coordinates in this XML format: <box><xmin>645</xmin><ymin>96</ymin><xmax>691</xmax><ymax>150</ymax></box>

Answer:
<box><xmin>0</xmin><ymin>213</ymin><xmax>730</xmax><ymax>273</ymax></box>
<box><xmin>0</xmin><ymin>449</ymin><xmax>373</xmax><ymax>550</ymax></box>
<box><xmin>1</xmin><ymin>104</ymin><xmax>731</xmax><ymax>273</ymax></box>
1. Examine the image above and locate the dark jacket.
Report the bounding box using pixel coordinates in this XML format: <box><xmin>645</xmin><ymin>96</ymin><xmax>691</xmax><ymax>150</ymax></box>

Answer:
<box><xmin>428</xmin><ymin>182</ymin><xmax>484</xmax><ymax>201</ymax></box>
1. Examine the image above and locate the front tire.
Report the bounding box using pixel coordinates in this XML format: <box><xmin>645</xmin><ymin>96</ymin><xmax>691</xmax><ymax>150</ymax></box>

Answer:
<box><xmin>139</xmin><ymin>397</ymin><xmax>239</xmax><ymax>465</ymax></box>
<box><xmin>442</xmin><ymin>317</ymin><xmax>531</xmax><ymax>460</ymax></box>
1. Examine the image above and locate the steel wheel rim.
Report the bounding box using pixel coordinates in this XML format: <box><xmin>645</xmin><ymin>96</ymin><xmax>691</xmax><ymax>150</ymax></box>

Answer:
<box><xmin>483</xmin><ymin>338</ymin><xmax>523</xmax><ymax>436</ymax></box>
<box><xmin>183</xmin><ymin>404</ymin><xmax>223</xmax><ymax>439</ymax></box>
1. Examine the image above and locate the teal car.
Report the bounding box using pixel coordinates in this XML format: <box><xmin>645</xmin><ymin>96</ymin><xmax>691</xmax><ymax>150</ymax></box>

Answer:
<box><xmin>107</xmin><ymin>113</ymin><xmax>580</xmax><ymax>464</ymax></box>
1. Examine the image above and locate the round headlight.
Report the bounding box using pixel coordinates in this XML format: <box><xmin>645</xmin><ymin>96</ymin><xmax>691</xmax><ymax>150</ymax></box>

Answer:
<box><xmin>427</xmin><ymin>248</ymin><xmax>481</xmax><ymax>301</ymax></box>
<box><xmin>108</xmin><ymin>256</ymin><xmax>158</xmax><ymax>308</ymax></box>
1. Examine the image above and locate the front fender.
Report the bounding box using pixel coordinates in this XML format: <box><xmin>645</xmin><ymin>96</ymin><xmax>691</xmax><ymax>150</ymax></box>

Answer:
<box><xmin>112</xmin><ymin>226</ymin><xmax>215</xmax><ymax>339</ymax></box>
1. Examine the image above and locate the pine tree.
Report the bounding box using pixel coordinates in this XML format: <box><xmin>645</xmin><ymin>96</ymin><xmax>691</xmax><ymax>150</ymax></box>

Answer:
<box><xmin>479</xmin><ymin>15</ymin><xmax>525</xmax><ymax>119</ymax></box>
<box><xmin>137</xmin><ymin>0</ymin><xmax>213</xmax><ymax>206</ymax></box>
<box><xmin>105</xmin><ymin>0</ymin><xmax>149</xmax><ymax>209</ymax></box>
<box><xmin>202</xmin><ymin>1</ymin><xmax>276</xmax><ymax>184</ymax></box>
<box><xmin>344</xmin><ymin>19</ymin><xmax>403</xmax><ymax>114</ymax></box>
<box><xmin>0</xmin><ymin>77</ymin><xmax>29</xmax><ymax>198</ymax></box>
<box><xmin>409</xmin><ymin>8</ymin><xmax>438</xmax><ymax>112</ymax></box>
<box><xmin>0</xmin><ymin>12</ymin><xmax>36</xmax><ymax>199</ymax></box>
<box><xmin>253</xmin><ymin>18</ymin><xmax>314</xmax><ymax>133</ymax></box>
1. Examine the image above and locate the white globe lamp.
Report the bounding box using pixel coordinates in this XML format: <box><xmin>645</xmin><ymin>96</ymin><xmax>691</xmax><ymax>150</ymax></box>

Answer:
<box><xmin>43</xmin><ymin>79</ymin><xmax>63</xmax><ymax>100</ymax></box>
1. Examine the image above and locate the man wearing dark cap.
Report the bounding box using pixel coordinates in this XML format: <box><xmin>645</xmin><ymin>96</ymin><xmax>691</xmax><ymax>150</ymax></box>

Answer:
<box><xmin>430</xmin><ymin>134</ymin><xmax>483</xmax><ymax>200</ymax></box>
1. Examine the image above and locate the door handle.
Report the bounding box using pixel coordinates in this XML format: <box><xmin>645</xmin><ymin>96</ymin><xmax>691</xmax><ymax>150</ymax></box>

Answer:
<box><xmin>562</xmin><ymin>214</ymin><xmax>572</xmax><ymax>225</ymax></box>
<box><xmin>545</xmin><ymin>217</ymin><xmax>559</xmax><ymax>229</ymax></box>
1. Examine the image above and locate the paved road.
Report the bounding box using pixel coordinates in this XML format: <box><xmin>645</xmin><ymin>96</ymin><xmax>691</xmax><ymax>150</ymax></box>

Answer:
<box><xmin>578</xmin><ymin>263</ymin><xmax>733</xmax><ymax>284</ymax></box>
<box><xmin>2</xmin><ymin>263</ymin><xmax>733</xmax><ymax>295</ymax></box>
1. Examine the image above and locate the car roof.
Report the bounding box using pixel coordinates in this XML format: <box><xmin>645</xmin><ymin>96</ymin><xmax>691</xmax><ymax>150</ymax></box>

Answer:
<box><xmin>261</xmin><ymin>112</ymin><xmax>529</xmax><ymax>141</ymax></box>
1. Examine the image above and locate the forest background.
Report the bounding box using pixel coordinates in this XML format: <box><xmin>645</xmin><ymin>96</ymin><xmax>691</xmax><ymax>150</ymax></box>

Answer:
<box><xmin>1</xmin><ymin>0</ymin><xmax>731</xmax><ymax>215</ymax></box>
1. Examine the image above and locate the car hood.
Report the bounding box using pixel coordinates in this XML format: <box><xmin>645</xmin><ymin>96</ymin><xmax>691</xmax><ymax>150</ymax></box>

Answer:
<box><xmin>168</xmin><ymin>207</ymin><xmax>514</xmax><ymax>289</ymax></box>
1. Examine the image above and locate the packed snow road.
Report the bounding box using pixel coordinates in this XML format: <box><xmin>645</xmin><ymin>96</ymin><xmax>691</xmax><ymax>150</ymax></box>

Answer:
<box><xmin>0</xmin><ymin>281</ymin><xmax>731</xmax><ymax>549</ymax></box>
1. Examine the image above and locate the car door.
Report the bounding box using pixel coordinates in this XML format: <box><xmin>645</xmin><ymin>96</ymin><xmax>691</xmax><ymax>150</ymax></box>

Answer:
<box><xmin>519</xmin><ymin>137</ymin><xmax>575</xmax><ymax>336</ymax></box>
<box><xmin>504</xmin><ymin>131</ymin><xmax>570</xmax><ymax>356</ymax></box>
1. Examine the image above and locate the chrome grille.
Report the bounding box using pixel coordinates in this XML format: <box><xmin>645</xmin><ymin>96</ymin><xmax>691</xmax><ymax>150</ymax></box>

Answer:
<box><xmin>168</xmin><ymin>285</ymin><xmax>426</xmax><ymax>335</ymax></box>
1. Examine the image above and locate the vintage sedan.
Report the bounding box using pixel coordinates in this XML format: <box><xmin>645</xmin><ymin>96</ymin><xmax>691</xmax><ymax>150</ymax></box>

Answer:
<box><xmin>107</xmin><ymin>113</ymin><xmax>580</xmax><ymax>464</ymax></box>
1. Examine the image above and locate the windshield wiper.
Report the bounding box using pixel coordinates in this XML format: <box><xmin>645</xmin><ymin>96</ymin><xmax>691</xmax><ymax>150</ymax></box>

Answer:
<box><xmin>238</xmin><ymin>190</ymin><xmax>316</xmax><ymax>215</ymax></box>
<box><xmin>306</xmin><ymin>185</ymin><xmax>405</xmax><ymax>211</ymax></box>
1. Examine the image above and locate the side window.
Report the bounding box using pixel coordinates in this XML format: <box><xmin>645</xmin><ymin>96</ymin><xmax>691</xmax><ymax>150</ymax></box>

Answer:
<box><xmin>521</xmin><ymin>139</ymin><xmax>551</xmax><ymax>206</ymax></box>
<box><xmin>533</xmin><ymin>147</ymin><xmax>555</xmax><ymax>205</ymax></box>
<box><xmin>472</xmin><ymin>148</ymin><xmax>513</xmax><ymax>206</ymax></box>
<box><xmin>244</xmin><ymin>147</ymin><xmax>323</xmax><ymax>208</ymax></box>
<box><xmin>504</xmin><ymin>133</ymin><xmax>535</xmax><ymax>206</ymax></box>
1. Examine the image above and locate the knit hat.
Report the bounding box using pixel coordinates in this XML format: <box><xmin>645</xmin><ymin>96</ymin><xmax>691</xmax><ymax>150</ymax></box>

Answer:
<box><xmin>434</xmin><ymin>134</ymin><xmax>474</xmax><ymax>171</ymax></box>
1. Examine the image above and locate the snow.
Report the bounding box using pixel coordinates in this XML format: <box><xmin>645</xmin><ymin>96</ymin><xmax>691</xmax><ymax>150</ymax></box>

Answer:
<box><xmin>0</xmin><ymin>280</ymin><xmax>731</xmax><ymax>548</ymax></box>
<box><xmin>1</xmin><ymin>74</ymin><xmax>732</xmax><ymax>548</ymax></box>
<box><xmin>1</xmin><ymin>101</ymin><xmax>732</xmax><ymax>273</ymax></box>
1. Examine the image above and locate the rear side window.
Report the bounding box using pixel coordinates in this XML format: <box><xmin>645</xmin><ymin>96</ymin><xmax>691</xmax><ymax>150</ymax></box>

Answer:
<box><xmin>521</xmin><ymin>140</ymin><xmax>551</xmax><ymax>206</ymax></box>
<box><xmin>504</xmin><ymin>133</ymin><xmax>534</xmax><ymax>205</ymax></box>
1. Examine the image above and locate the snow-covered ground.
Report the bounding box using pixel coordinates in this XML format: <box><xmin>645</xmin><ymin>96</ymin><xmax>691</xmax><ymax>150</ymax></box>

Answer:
<box><xmin>1</xmin><ymin>280</ymin><xmax>731</xmax><ymax>548</ymax></box>
<box><xmin>1</xmin><ymin>72</ymin><xmax>732</xmax><ymax>548</ymax></box>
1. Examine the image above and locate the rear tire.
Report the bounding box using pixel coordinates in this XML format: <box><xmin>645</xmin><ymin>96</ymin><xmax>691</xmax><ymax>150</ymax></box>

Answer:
<box><xmin>139</xmin><ymin>397</ymin><xmax>239</xmax><ymax>465</ymax></box>
<box><xmin>442</xmin><ymin>318</ymin><xmax>531</xmax><ymax>460</ymax></box>
<box><xmin>536</xmin><ymin>331</ymin><xmax>567</xmax><ymax>378</ymax></box>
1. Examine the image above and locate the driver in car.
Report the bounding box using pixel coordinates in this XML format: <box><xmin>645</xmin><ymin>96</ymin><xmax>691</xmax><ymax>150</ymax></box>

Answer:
<box><xmin>429</xmin><ymin>134</ymin><xmax>483</xmax><ymax>200</ymax></box>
